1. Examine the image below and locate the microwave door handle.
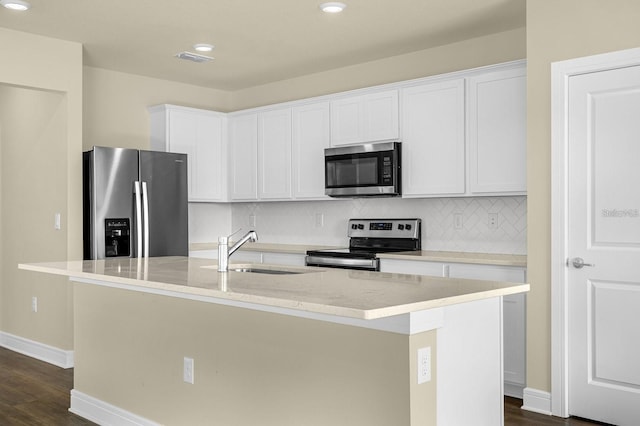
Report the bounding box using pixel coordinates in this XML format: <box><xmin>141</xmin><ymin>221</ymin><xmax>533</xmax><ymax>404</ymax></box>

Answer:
<box><xmin>134</xmin><ymin>181</ymin><xmax>143</xmax><ymax>258</ymax></box>
<box><xmin>141</xmin><ymin>181</ymin><xmax>150</xmax><ymax>258</ymax></box>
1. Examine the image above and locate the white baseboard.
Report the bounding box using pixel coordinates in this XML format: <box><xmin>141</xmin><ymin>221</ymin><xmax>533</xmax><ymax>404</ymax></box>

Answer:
<box><xmin>0</xmin><ymin>331</ymin><xmax>74</xmax><ymax>368</ymax></box>
<box><xmin>70</xmin><ymin>390</ymin><xmax>160</xmax><ymax>426</ymax></box>
<box><xmin>504</xmin><ymin>381</ymin><xmax>525</xmax><ymax>399</ymax></box>
<box><xmin>522</xmin><ymin>387</ymin><xmax>552</xmax><ymax>415</ymax></box>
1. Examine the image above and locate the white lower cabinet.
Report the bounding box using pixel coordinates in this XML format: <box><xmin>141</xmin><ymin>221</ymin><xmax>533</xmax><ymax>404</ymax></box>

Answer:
<box><xmin>262</xmin><ymin>252</ymin><xmax>306</xmax><ymax>266</ymax></box>
<box><xmin>189</xmin><ymin>249</ymin><xmax>306</xmax><ymax>267</ymax></box>
<box><xmin>380</xmin><ymin>258</ymin><xmax>527</xmax><ymax>398</ymax></box>
<box><xmin>378</xmin><ymin>259</ymin><xmax>448</xmax><ymax>277</ymax></box>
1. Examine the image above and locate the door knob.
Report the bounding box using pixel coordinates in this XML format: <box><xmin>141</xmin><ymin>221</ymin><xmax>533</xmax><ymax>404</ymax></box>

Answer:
<box><xmin>568</xmin><ymin>257</ymin><xmax>595</xmax><ymax>268</ymax></box>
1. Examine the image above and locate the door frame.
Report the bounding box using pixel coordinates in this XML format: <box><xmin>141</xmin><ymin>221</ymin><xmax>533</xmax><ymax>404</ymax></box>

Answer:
<box><xmin>551</xmin><ymin>46</ymin><xmax>640</xmax><ymax>418</ymax></box>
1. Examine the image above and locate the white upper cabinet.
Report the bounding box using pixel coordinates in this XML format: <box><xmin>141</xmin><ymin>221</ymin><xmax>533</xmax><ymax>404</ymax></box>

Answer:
<box><xmin>258</xmin><ymin>108</ymin><xmax>292</xmax><ymax>200</ymax></box>
<box><xmin>228</xmin><ymin>113</ymin><xmax>258</xmax><ymax>201</ymax></box>
<box><xmin>148</xmin><ymin>104</ymin><xmax>226</xmax><ymax>202</ymax></box>
<box><xmin>330</xmin><ymin>90</ymin><xmax>399</xmax><ymax>146</ymax></box>
<box><xmin>467</xmin><ymin>66</ymin><xmax>527</xmax><ymax>194</ymax></box>
<box><xmin>292</xmin><ymin>101</ymin><xmax>330</xmax><ymax>200</ymax></box>
<box><xmin>401</xmin><ymin>79</ymin><xmax>466</xmax><ymax>197</ymax></box>
<box><xmin>155</xmin><ymin>61</ymin><xmax>525</xmax><ymax>203</ymax></box>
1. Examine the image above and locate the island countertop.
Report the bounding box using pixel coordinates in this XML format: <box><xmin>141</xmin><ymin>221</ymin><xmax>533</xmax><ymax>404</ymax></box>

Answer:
<box><xmin>19</xmin><ymin>256</ymin><xmax>529</xmax><ymax>321</ymax></box>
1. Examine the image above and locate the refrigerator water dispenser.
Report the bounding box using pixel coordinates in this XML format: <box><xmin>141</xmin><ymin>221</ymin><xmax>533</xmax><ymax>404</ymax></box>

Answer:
<box><xmin>105</xmin><ymin>219</ymin><xmax>130</xmax><ymax>257</ymax></box>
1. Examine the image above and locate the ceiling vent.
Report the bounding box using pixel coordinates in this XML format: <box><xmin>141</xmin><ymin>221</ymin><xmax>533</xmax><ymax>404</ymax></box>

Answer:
<box><xmin>175</xmin><ymin>51</ymin><xmax>214</xmax><ymax>63</ymax></box>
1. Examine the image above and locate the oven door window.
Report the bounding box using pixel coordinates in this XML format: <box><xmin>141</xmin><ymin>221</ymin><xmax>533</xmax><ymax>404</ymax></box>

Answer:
<box><xmin>326</xmin><ymin>154</ymin><xmax>380</xmax><ymax>188</ymax></box>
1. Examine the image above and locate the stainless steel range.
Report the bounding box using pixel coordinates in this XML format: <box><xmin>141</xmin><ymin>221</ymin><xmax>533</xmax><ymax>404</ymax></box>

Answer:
<box><xmin>305</xmin><ymin>218</ymin><xmax>422</xmax><ymax>271</ymax></box>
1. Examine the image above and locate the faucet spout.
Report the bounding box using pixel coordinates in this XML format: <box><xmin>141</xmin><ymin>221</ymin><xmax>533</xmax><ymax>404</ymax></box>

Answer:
<box><xmin>228</xmin><ymin>230</ymin><xmax>258</xmax><ymax>256</ymax></box>
<box><xmin>217</xmin><ymin>230</ymin><xmax>258</xmax><ymax>272</ymax></box>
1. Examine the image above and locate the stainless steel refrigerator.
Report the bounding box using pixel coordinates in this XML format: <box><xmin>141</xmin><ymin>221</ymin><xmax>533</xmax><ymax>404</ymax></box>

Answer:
<box><xmin>83</xmin><ymin>146</ymin><xmax>188</xmax><ymax>260</ymax></box>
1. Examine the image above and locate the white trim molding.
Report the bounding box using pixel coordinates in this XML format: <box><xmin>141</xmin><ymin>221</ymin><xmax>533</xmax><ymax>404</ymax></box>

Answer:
<box><xmin>0</xmin><ymin>331</ymin><xmax>74</xmax><ymax>368</ymax></box>
<box><xmin>551</xmin><ymin>46</ymin><xmax>640</xmax><ymax>418</ymax></box>
<box><xmin>70</xmin><ymin>390</ymin><xmax>160</xmax><ymax>426</ymax></box>
<box><xmin>504</xmin><ymin>382</ymin><xmax>525</xmax><ymax>399</ymax></box>
<box><xmin>522</xmin><ymin>388</ymin><xmax>552</xmax><ymax>415</ymax></box>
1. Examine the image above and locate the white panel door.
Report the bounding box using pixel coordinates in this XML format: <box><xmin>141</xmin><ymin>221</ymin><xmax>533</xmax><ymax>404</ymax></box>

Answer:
<box><xmin>258</xmin><ymin>108</ymin><xmax>292</xmax><ymax>200</ymax></box>
<box><xmin>568</xmin><ymin>65</ymin><xmax>640</xmax><ymax>425</ymax></box>
<box><xmin>292</xmin><ymin>101</ymin><xmax>330</xmax><ymax>199</ymax></box>
<box><xmin>401</xmin><ymin>79</ymin><xmax>465</xmax><ymax>196</ymax></box>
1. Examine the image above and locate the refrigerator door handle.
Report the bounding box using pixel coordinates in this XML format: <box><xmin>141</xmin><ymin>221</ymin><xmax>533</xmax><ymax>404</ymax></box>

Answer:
<box><xmin>134</xmin><ymin>181</ymin><xmax>143</xmax><ymax>258</ymax></box>
<box><xmin>142</xmin><ymin>181</ymin><xmax>150</xmax><ymax>258</ymax></box>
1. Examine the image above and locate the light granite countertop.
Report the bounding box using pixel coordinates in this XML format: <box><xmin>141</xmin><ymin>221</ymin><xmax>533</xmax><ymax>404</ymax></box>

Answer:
<box><xmin>19</xmin><ymin>256</ymin><xmax>528</xmax><ymax>320</ymax></box>
<box><xmin>189</xmin><ymin>242</ymin><xmax>527</xmax><ymax>267</ymax></box>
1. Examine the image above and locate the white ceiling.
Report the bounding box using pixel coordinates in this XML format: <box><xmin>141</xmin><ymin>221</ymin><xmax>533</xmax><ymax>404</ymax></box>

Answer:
<box><xmin>0</xmin><ymin>0</ymin><xmax>526</xmax><ymax>91</ymax></box>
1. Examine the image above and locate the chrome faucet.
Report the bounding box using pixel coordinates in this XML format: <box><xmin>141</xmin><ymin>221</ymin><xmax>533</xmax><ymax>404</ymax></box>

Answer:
<box><xmin>217</xmin><ymin>230</ymin><xmax>258</xmax><ymax>272</ymax></box>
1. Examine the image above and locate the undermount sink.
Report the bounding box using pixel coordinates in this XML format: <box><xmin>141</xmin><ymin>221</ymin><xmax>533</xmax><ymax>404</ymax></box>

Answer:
<box><xmin>201</xmin><ymin>263</ymin><xmax>320</xmax><ymax>275</ymax></box>
<box><xmin>230</xmin><ymin>267</ymin><xmax>305</xmax><ymax>275</ymax></box>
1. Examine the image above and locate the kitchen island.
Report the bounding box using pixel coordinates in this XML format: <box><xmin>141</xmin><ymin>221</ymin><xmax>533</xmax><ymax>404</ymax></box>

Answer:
<box><xmin>20</xmin><ymin>256</ymin><xmax>528</xmax><ymax>426</ymax></box>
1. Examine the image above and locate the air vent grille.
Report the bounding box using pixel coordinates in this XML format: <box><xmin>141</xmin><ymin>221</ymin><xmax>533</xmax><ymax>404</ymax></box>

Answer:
<box><xmin>175</xmin><ymin>51</ymin><xmax>214</xmax><ymax>63</ymax></box>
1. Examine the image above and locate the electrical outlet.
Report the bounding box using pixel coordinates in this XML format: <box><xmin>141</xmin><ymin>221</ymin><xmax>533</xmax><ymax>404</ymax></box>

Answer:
<box><xmin>488</xmin><ymin>213</ymin><xmax>499</xmax><ymax>230</ymax></box>
<box><xmin>31</xmin><ymin>296</ymin><xmax>38</xmax><ymax>313</ymax></box>
<box><xmin>183</xmin><ymin>357</ymin><xmax>194</xmax><ymax>384</ymax></box>
<box><xmin>454</xmin><ymin>213</ymin><xmax>463</xmax><ymax>230</ymax></box>
<box><xmin>418</xmin><ymin>347</ymin><xmax>431</xmax><ymax>384</ymax></box>
<box><xmin>315</xmin><ymin>213</ymin><xmax>324</xmax><ymax>228</ymax></box>
<box><xmin>54</xmin><ymin>213</ymin><xmax>61</xmax><ymax>230</ymax></box>
<box><xmin>249</xmin><ymin>214</ymin><xmax>256</xmax><ymax>227</ymax></box>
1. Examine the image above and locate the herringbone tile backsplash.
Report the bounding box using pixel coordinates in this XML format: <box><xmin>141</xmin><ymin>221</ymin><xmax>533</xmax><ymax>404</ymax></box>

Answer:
<box><xmin>225</xmin><ymin>196</ymin><xmax>526</xmax><ymax>255</ymax></box>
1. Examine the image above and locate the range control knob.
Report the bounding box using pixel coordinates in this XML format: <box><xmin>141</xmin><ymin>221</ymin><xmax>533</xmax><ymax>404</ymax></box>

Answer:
<box><xmin>398</xmin><ymin>224</ymin><xmax>405</xmax><ymax>230</ymax></box>
<box><xmin>405</xmin><ymin>224</ymin><xmax>412</xmax><ymax>230</ymax></box>
<box><xmin>358</xmin><ymin>224</ymin><xmax>364</xmax><ymax>230</ymax></box>
<box><xmin>351</xmin><ymin>224</ymin><xmax>358</xmax><ymax>230</ymax></box>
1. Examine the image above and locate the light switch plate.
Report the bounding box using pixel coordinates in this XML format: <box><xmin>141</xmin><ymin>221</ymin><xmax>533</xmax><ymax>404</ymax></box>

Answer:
<box><xmin>183</xmin><ymin>357</ymin><xmax>194</xmax><ymax>384</ymax></box>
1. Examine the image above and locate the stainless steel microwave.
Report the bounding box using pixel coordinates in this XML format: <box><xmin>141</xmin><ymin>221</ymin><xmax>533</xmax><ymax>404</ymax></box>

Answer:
<box><xmin>324</xmin><ymin>142</ymin><xmax>401</xmax><ymax>197</ymax></box>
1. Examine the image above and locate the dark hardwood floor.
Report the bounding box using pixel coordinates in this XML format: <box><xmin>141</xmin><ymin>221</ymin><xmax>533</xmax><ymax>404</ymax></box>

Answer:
<box><xmin>0</xmin><ymin>345</ymin><xmax>607</xmax><ymax>425</ymax></box>
<box><xmin>504</xmin><ymin>397</ymin><xmax>607</xmax><ymax>425</ymax></box>
<box><xmin>0</xmin><ymin>346</ymin><xmax>94</xmax><ymax>425</ymax></box>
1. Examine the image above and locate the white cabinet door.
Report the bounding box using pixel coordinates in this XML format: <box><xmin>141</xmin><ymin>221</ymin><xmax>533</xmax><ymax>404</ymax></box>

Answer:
<box><xmin>379</xmin><ymin>259</ymin><xmax>447</xmax><ymax>277</ymax></box>
<box><xmin>292</xmin><ymin>101</ymin><xmax>330</xmax><ymax>199</ymax></box>
<box><xmin>330</xmin><ymin>96</ymin><xmax>362</xmax><ymax>146</ymax></box>
<box><xmin>330</xmin><ymin>90</ymin><xmax>399</xmax><ymax>146</ymax></box>
<box><xmin>229</xmin><ymin>113</ymin><xmax>258</xmax><ymax>201</ymax></box>
<box><xmin>262</xmin><ymin>252</ymin><xmax>306</xmax><ymax>266</ymax></box>
<box><xmin>364</xmin><ymin>90</ymin><xmax>400</xmax><ymax>143</ymax></box>
<box><xmin>258</xmin><ymin>108</ymin><xmax>292</xmax><ymax>200</ymax></box>
<box><xmin>401</xmin><ymin>79</ymin><xmax>466</xmax><ymax>197</ymax></box>
<box><xmin>467</xmin><ymin>66</ymin><xmax>526</xmax><ymax>194</ymax></box>
<box><xmin>148</xmin><ymin>105</ymin><xmax>226</xmax><ymax>202</ymax></box>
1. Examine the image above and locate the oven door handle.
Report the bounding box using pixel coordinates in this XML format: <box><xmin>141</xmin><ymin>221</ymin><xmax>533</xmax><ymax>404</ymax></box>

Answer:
<box><xmin>305</xmin><ymin>255</ymin><xmax>379</xmax><ymax>270</ymax></box>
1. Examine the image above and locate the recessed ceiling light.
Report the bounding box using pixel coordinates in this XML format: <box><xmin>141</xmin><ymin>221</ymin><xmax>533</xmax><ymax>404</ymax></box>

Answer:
<box><xmin>319</xmin><ymin>2</ymin><xmax>346</xmax><ymax>13</ymax></box>
<box><xmin>1</xmin><ymin>0</ymin><xmax>30</xmax><ymax>11</ymax></box>
<box><xmin>193</xmin><ymin>43</ymin><xmax>214</xmax><ymax>53</ymax></box>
